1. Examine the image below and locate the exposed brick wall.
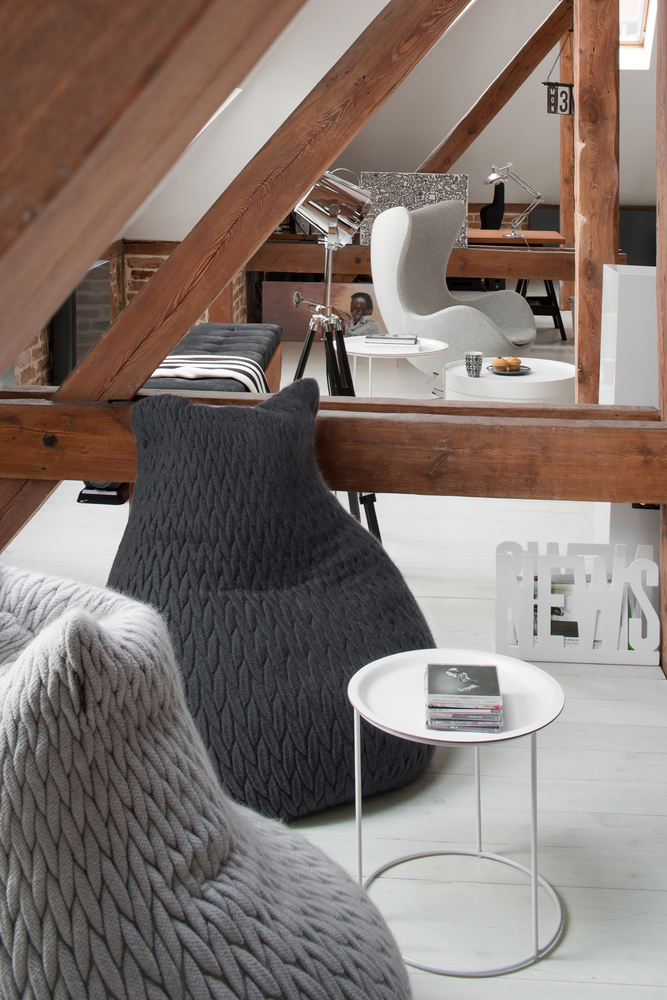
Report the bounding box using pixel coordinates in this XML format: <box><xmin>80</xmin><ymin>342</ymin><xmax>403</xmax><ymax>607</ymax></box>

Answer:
<box><xmin>124</xmin><ymin>252</ymin><xmax>210</xmax><ymax>325</ymax></box>
<box><xmin>109</xmin><ymin>255</ymin><xmax>125</xmax><ymax>321</ymax></box>
<box><xmin>14</xmin><ymin>327</ymin><xmax>52</xmax><ymax>385</ymax></box>
<box><xmin>230</xmin><ymin>270</ymin><xmax>247</xmax><ymax>323</ymax></box>
<box><xmin>467</xmin><ymin>207</ymin><xmax>528</xmax><ymax>230</ymax></box>
<box><xmin>76</xmin><ymin>262</ymin><xmax>111</xmax><ymax>363</ymax></box>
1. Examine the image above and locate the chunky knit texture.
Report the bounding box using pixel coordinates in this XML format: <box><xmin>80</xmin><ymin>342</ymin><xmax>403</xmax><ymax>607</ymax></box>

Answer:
<box><xmin>0</xmin><ymin>566</ymin><xmax>411</xmax><ymax>1000</ymax></box>
<box><xmin>108</xmin><ymin>379</ymin><xmax>434</xmax><ymax>821</ymax></box>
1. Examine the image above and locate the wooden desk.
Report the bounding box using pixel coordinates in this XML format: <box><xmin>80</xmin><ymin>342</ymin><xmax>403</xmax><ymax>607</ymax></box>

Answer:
<box><xmin>467</xmin><ymin>229</ymin><xmax>567</xmax><ymax>247</ymax></box>
<box><xmin>467</xmin><ymin>230</ymin><xmax>568</xmax><ymax>340</ymax></box>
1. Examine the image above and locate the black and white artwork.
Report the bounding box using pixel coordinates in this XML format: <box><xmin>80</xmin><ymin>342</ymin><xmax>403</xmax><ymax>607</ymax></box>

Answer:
<box><xmin>360</xmin><ymin>171</ymin><xmax>468</xmax><ymax>247</ymax></box>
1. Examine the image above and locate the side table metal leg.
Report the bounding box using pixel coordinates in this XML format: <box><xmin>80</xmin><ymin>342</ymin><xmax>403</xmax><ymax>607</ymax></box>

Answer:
<box><xmin>474</xmin><ymin>745</ymin><xmax>482</xmax><ymax>853</ymax></box>
<box><xmin>362</xmin><ymin>729</ymin><xmax>564</xmax><ymax>977</ymax></box>
<box><xmin>368</xmin><ymin>358</ymin><xmax>373</xmax><ymax>396</ymax></box>
<box><xmin>354</xmin><ymin>708</ymin><xmax>363</xmax><ymax>886</ymax></box>
<box><xmin>531</xmin><ymin>732</ymin><xmax>538</xmax><ymax>957</ymax></box>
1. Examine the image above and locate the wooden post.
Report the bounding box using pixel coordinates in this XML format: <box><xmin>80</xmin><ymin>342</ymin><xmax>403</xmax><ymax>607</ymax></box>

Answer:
<box><xmin>559</xmin><ymin>29</ymin><xmax>575</xmax><ymax>309</ymax></box>
<box><xmin>573</xmin><ymin>0</ymin><xmax>619</xmax><ymax>403</ymax></box>
<box><xmin>657</xmin><ymin>0</ymin><xmax>667</xmax><ymax>675</ymax></box>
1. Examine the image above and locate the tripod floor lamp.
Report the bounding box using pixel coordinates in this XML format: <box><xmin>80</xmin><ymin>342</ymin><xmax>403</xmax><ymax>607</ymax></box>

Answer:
<box><xmin>291</xmin><ymin>171</ymin><xmax>381</xmax><ymax>541</ymax></box>
<box><xmin>292</xmin><ymin>171</ymin><xmax>373</xmax><ymax>394</ymax></box>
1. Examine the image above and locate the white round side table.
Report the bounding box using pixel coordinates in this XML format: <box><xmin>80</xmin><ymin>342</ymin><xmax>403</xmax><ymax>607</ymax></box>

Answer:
<box><xmin>340</xmin><ymin>336</ymin><xmax>449</xmax><ymax>395</ymax></box>
<box><xmin>445</xmin><ymin>356</ymin><xmax>575</xmax><ymax>403</ymax></box>
<box><xmin>347</xmin><ymin>647</ymin><xmax>565</xmax><ymax>978</ymax></box>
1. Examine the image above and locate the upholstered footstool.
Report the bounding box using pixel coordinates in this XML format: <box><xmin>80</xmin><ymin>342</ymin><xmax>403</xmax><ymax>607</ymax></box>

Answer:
<box><xmin>0</xmin><ymin>566</ymin><xmax>411</xmax><ymax>1000</ymax></box>
<box><xmin>143</xmin><ymin>322</ymin><xmax>283</xmax><ymax>394</ymax></box>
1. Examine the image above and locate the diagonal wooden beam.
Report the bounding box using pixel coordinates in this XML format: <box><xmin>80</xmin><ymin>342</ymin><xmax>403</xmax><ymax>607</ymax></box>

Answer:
<box><xmin>55</xmin><ymin>0</ymin><xmax>472</xmax><ymax>404</ymax></box>
<box><xmin>417</xmin><ymin>0</ymin><xmax>573</xmax><ymax>173</ymax></box>
<box><xmin>0</xmin><ymin>480</ymin><xmax>60</xmax><ymax>552</ymax></box>
<box><xmin>574</xmin><ymin>0</ymin><xmax>619</xmax><ymax>403</ymax></box>
<box><xmin>0</xmin><ymin>0</ymin><xmax>307</xmax><ymax>376</ymax></box>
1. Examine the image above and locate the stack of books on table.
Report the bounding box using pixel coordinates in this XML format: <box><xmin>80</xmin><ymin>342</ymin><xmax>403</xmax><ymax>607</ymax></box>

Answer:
<box><xmin>425</xmin><ymin>662</ymin><xmax>503</xmax><ymax>733</ymax></box>
<box><xmin>364</xmin><ymin>334</ymin><xmax>418</xmax><ymax>345</ymax></box>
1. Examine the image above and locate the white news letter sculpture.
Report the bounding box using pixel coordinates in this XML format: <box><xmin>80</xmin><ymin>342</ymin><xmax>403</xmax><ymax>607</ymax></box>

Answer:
<box><xmin>496</xmin><ymin>541</ymin><xmax>660</xmax><ymax>665</ymax></box>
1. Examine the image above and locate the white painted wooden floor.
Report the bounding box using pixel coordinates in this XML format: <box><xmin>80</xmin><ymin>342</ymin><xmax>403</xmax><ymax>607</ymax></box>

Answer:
<box><xmin>2</xmin><ymin>308</ymin><xmax>666</xmax><ymax>997</ymax></box>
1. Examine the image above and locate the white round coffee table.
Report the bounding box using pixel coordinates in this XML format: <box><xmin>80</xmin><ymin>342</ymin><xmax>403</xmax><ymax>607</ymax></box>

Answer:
<box><xmin>348</xmin><ymin>647</ymin><xmax>565</xmax><ymax>978</ymax></box>
<box><xmin>341</xmin><ymin>336</ymin><xmax>448</xmax><ymax>395</ymax></box>
<box><xmin>445</xmin><ymin>357</ymin><xmax>575</xmax><ymax>403</ymax></box>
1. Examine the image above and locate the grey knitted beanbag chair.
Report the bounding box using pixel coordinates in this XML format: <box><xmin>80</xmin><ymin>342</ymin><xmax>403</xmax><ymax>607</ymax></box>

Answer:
<box><xmin>108</xmin><ymin>379</ymin><xmax>434</xmax><ymax>821</ymax></box>
<box><xmin>0</xmin><ymin>566</ymin><xmax>411</xmax><ymax>1000</ymax></box>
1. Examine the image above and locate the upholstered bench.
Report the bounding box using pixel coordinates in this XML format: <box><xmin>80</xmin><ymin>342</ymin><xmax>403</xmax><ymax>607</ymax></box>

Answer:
<box><xmin>143</xmin><ymin>322</ymin><xmax>283</xmax><ymax>394</ymax></box>
<box><xmin>78</xmin><ymin>323</ymin><xmax>283</xmax><ymax>504</ymax></box>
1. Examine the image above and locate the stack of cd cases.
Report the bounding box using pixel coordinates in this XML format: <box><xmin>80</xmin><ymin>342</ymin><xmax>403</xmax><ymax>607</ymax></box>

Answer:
<box><xmin>425</xmin><ymin>663</ymin><xmax>503</xmax><ymax>733</ymax></box>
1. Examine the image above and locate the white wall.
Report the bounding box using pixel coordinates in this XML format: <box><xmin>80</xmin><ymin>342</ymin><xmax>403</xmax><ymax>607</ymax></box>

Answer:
<box><xmin>335</xmin><ymin>0</ymin><xmax>657</xmax><ymax>206</ymax></box>
<box><xmin>126</xmin><ymin>0</ymin><xmax>658</xmax><ymax>240</ymax></box>
<box><xmin>125</xmin><ymin>0</ymin><xmax>387</xmax><ymax>240</ymax></box>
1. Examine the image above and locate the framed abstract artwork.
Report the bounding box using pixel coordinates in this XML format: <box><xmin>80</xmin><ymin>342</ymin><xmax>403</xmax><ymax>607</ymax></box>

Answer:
<box><xmin>359</xmin><ymin>171</ymin><xmax>468</xmax><ymax>247</ymax></box>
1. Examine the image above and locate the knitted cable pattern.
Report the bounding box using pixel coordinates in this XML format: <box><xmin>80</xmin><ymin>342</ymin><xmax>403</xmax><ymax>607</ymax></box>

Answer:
<box><xmin>108</xmin><ymin>379</ymin><xmax>434</xmax><ymax>821</ymax></box>
<box><xmin>0</xmin><ymin>566</ymin><xmax>411</xmax><ymax>999</ymax></box>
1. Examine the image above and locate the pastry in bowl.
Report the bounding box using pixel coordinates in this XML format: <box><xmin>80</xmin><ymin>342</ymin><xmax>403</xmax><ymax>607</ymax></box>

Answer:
<box><xmin>505</xmin><ymin>356</ymin><xmax>521</xmax><ymax>371</ymax></box>
<box><xmin>492</xmin><ymin>357</ymin><xmax>509</xmax><ymax>371</ymax></box>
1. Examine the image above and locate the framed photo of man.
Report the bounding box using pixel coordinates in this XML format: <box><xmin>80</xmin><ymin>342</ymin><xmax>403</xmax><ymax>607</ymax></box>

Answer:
<box><xmin>262</xmin><ymin>281</ymin><xmax>389</xmax><ymax>341</ymax></box>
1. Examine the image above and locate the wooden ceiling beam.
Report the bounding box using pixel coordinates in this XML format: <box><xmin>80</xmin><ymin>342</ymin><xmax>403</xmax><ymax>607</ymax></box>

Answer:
<box><xmin>574</xmin><ymin>0</ymin><xmax>620</xmax><ymax>403</ymax></box>
<box><xmin>0</xmin><ymin>0</ymin><xmax>307</xmax><ymax>375</ymax></box>
<box><xmin>417</xmin><ymin>0</ymin><xmax>573</xmax><ymax>173</ymax></box>
<box><xmin>1</xmin><ymin>398</ymin><xmax>666</xmax><ymax>503</ymax></box>
<box><xmin>55</xmin><ymin>0</ymin><xmax>472</xmax><ymax>404</ymax></box>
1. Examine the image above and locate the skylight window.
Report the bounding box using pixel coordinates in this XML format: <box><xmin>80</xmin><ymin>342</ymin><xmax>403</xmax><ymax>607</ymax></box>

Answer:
<box><xmin>619</xmin><ymin>0</ymin><xmax>656</xmax><ymax>69</ymax></box>
<box><xmin>620</xmin><ymin>0</ymin><xmax>649</xmax><ymax>44</ymax></box>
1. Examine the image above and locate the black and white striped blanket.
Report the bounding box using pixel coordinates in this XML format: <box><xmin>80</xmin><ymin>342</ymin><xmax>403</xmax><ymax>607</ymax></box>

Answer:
<box><xmin>150</xmin><ymin>354</ymin><xmax>269</xmax><ymax>393</ymax></box>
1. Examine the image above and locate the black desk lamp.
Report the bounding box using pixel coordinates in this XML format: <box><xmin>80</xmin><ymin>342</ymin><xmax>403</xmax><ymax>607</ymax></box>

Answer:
<box><xmin>484</xmin><ymin>164</ymin><xmax>544</xmax><ymax>237</ymax></box>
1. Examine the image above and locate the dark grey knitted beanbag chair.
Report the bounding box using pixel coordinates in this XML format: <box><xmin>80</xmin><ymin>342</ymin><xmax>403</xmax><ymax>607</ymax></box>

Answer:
<box><xmin>108</xmin><ymin>378</ymin><xmax>434</xmax><ymax>821</ymax></box>
<box><xmin>0</xmin><ymin>566</ymin><xmax>411</xmax><ymax>1000</ymax></box>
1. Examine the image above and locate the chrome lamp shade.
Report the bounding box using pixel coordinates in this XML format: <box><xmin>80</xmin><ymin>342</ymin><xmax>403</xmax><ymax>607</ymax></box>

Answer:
<box><xmin>294</xmin><ymin>171</ymin><xmax>373</xmax><ymax>248</ymax></box>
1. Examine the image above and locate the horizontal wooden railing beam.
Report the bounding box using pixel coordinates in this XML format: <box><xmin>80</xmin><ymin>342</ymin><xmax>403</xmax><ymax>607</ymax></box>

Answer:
<box><xmin>1</xmin><ymin>397</ymin><xmax>666</xmax><ymax>502</ymax></box>
<box><xmin>247</xmin><ymin>243</ymin><xmax>578</xmax><ymax>279</ymax></box>
<box><xmin>121</xmin><ymin>238</ymin><xmax>630</xmax><ymax>280</ymax></box>
<box><xmin>1</xmin><ymin>386</ymin><xmax>659</xmax><ymax>421</ymax></box>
